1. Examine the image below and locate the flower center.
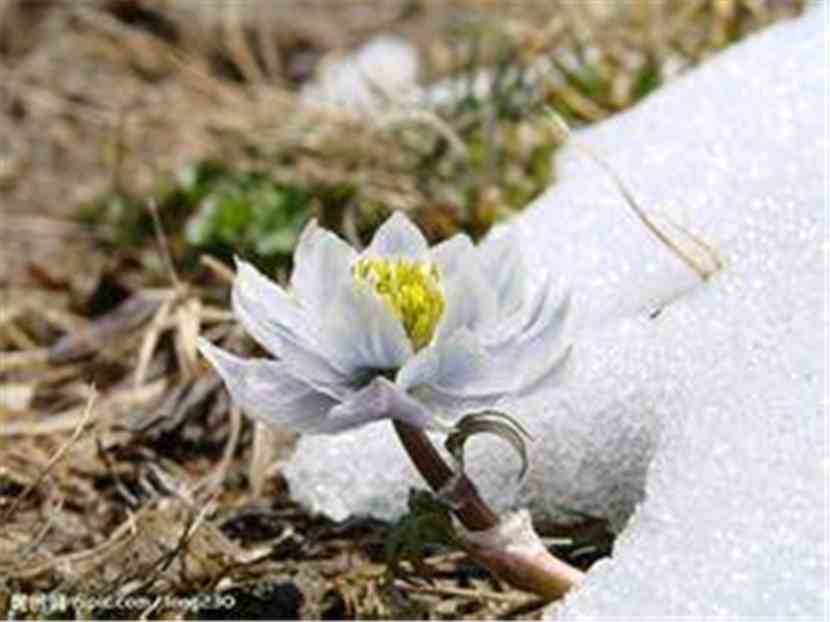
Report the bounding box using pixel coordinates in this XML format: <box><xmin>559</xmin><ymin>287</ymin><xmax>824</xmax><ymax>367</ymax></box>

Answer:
<box><xmin>353</xmin><ymin>256</ymin><xmax>445</xmax><ymax>351</ymax></box>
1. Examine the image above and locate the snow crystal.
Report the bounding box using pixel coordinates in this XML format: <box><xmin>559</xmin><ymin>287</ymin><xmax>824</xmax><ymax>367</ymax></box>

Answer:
<box><xmin>285</xmin><ymin>7</ymin><xmax>826</xmax><ymax>618</ymax></box>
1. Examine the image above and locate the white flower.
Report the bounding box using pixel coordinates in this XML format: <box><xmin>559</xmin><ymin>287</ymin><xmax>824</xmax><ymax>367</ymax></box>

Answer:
<box><xmin>198</xmin><ymin>212</ymin><xmax>570</xmax><ymax>434</ymax></box>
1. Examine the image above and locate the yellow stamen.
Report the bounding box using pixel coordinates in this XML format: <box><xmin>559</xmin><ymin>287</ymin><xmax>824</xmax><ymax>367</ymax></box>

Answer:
<box><xmin>353</xmin><ymin>256</ymin><xmax>445</xmax><ymax>351</ymax></box>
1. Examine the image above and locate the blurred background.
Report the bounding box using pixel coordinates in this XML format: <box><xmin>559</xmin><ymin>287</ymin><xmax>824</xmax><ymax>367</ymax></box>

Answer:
<box><xmin>0</xmin><ymin>0</ymin><xmax>805</xmax><ymax>284</ymax></box>
<box><xmin>0</xmin><ymin>1</ymin><xmax>805</xmax><ymax>619</ymax></box>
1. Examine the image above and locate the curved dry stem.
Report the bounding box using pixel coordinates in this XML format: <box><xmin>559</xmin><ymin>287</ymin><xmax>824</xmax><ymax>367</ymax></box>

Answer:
<box><xmin>544</xmin><ymin>109</ymin><xmax>722</xmax><ymax>281</ymax></box>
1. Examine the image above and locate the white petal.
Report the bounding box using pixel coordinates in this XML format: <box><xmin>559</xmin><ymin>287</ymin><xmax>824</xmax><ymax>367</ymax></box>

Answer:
<box><xmin>365</xmin><ymin>211</ymin><xmax>428</xmax><ymax>259</ymax></box>
<box><xmin>397</xmin><ymin>328</ymin><xmax>485</xmax><ymax>392</ymax></box>
<box><xmin>431</xmin><ymin>233</ymin><xmax>476</xmax><ymax>281</ymax></box>
<box><xmin>198</xmin><ymin>339</ymin><xmax>339</xmax><ymax>432</ymax></box>
<box><xmin>477</xmin><ymin>231</ymin><xmax>526</xmax><ymax>315</ymax></box>
<box><xmin>232</xmin><ymin>259</ymin><xmax>350</xmax><ymax>390</ymax></box>
<box><xmin>485</xmin><ymin>285</ymin><xmax>571</xmax><ymax>357</ymax></box>
<box><xmin>399</xmin><ymin>290</ymin><xmax>572</xmax><ymax>414</ymax></box>
<box><xmin>411</xmin><ymin>342</ymin><xmax>572</xmax><ymax>421</ymax></box>
<box><xmin>471</xmin><ymin>287</ymin><xmax>572</xmax><ymax>396</ymax></box>
<box><xmin>290</xmin><ymin>219</ymin><xmax>357</xmax><ymax>310</ymax></box>
<box><xmin>433</xmin><ymin>258</ymin><xmax>497</xmax><ymax>343</ymax></box>
<box><xmin>321</xmin><ymin>279</ymin><xmax>413</xmax><ymax>374</ymax></box>
<box><xmin>397</xmin><ymin>330</ymin><xmax>507</xmax><ymax>415</ymax></box>
<box><xmin>276</xmin><ymin>343</ymin><xmax>355</xmax><ymax>399</ymax></box>
<box><xmin>479</xmin><ymin>273</ymin><xmax>565</xmax><ymax>350</ymax></box>
<box><xmin>232</xmin><ymin>258</ymin><xmax>310</xmax><ymax>356</ymax></box>
<box><xmin>478</xmin><ymin>281</ymin><xmax>545</xmax><ymax>348</ymax></box>
<box><xmin>325</xmin><ymin>376</ymin><xmax>435</xmax><ymax>432</ymax></box>
<box><xmin>407</xmin><ymin>380</ymin><xmax>507</xmax><ymax>419</ymax></box>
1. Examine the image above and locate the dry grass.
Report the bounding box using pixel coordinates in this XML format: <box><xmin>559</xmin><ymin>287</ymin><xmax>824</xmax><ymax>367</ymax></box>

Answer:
<box><xmin>0</xmin><ymin>1</ymin><xmax>803</xmax><ymax>619</ymax></box>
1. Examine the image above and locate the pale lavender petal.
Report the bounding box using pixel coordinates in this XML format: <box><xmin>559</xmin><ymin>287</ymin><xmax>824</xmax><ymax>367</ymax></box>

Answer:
<box><xmin>364</xmin><ymin>211</ymin><xmax>428</xmax><ymax>259</ymax></box>
<box><xmin>325</xmin><ymin>376</ymin><xmax>435</xmax><ymax>432</ymax></box>
<box><xmin>232</xmin><ymin>258</ymin><xmax>310</xmax><ymax>355</ymax></box>
<box><xmin>290</xmin><ymin>219</ymin><xmax>357</xmax><ymax>311</ymax></box>
<box><xmin>198</xmin><ymin>339</ymin><xmax>339</xmax><ymax>433</ymax></box>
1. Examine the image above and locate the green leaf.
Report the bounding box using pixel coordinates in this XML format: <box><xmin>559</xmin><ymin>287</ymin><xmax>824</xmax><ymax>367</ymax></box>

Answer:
<box><xmin>181</xmin><ymin>168</ymin><xmax>312</xmax><ymax>263</ymax></box>
<box><xmin>384</xmin><ymin>489</ymin><xmax>459</xmax><ymax>578</ymax></box>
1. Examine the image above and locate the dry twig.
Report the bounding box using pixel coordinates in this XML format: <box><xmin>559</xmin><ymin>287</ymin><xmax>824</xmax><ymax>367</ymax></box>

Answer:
<box><xmin>1</xmin><ymin>387</ymin><xmax>97</xmax><ymax>522</ymax></box>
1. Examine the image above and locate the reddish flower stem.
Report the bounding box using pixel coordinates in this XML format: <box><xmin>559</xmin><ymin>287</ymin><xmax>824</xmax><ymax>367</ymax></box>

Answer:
<box><xmin>393</xmin><ymin>420</ymin><xmax>583</xmax><ymax>602</ymax></box>
<box><xmin>392</xmin><ymin>419</ymin><xmax>497</xmax><ymax>530</ymax></box>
